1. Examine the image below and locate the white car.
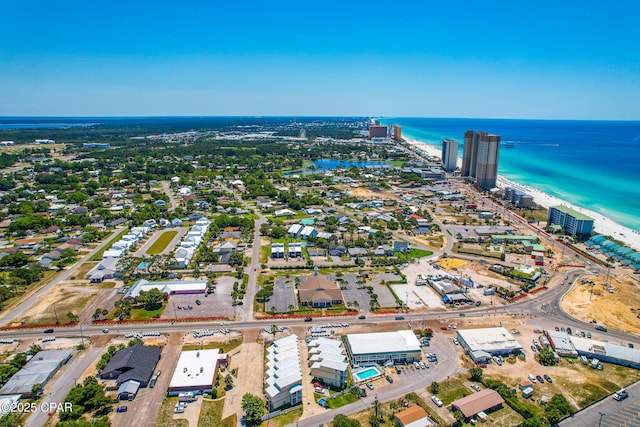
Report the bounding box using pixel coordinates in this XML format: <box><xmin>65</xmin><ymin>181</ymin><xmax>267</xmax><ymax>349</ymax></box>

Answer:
<box><xmin>528</xmin><ymin>374</ymin><xmax>536</xmax><ymax>384</ymax></box>
<box><xmin>431</xmin><ymin>396</ymin><xmax>443</xmax><ymax>407</ymax></box>
<box><xmin>453</xmin><ymin>338</ymin><xmax>459</xmax><ymax>345</ymax></box>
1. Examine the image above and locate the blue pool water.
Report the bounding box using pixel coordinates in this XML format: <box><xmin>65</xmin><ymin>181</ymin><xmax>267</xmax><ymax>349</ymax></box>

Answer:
<box><xmin>352</xmin><ymin>366</ymin><xmax>383</xmax><ymax>382</ymax></box>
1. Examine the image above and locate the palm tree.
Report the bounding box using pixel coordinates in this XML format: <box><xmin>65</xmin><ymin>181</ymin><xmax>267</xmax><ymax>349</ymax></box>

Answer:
<box><xmin>270</xmin><ymin>324</ymin><xmax>278</xmax><ymax>341</ymax></box>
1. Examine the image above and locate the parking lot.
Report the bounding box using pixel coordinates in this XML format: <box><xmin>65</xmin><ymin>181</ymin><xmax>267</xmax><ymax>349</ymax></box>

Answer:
<box><xmin>160</xmin><ymin>276</ymin><xmax>235</xmax><ymax>319</ymax></box>
<box><xmin>338</xmin><ymin>273</ymin><xmax>397</xmax><ymax>310</ymax></box>
<box><xmin>271</xmin><ymin>277</ymin><xmax>298</xmax><ymax>313</ymax></box>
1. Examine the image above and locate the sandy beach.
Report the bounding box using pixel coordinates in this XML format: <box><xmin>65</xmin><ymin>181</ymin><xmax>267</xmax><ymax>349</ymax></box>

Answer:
<box><xmin>404</xmin><ymin>137</ymin><xmax>640</xmax><ymax>252</ymax></box>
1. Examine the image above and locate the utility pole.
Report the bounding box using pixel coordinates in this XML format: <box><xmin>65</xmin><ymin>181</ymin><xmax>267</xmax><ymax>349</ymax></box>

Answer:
<box><xmin>598</xmin><ymin>412</ymin><xmax>605</xmax><ymax>427</ymax></box>
<box><xmin>172</xmin><ymin>301</ymin><xmax>177</xmax><ymax>322</ymax></box>
<box><xmin>80</xmin><ymin>325</ymin><xmax>84</xmax><ymax>348</ymax></box>
<box><xmin>53</xmin><ymin>304</ymin><xmax>59</xmax><ymax>324</ymax></box>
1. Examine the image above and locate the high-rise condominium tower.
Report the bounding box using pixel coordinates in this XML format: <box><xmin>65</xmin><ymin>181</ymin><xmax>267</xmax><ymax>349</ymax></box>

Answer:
<box><xmin>441</xmin><ymin>138</ymin><xmax>458</xmax><ymax>172</ymax></box>
<box><xmin>461</xmin><ymin>130</ymin><xmax>500</xmax><ymax>189</ymax></box>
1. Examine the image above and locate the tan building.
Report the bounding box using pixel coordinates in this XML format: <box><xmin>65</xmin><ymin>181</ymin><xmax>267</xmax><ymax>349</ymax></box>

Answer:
<box><xmin>461</xmin><ymin>130</ymin><xmax>501</xmax><ymax>190</ymax></box>
<box><xmin>298</xmin><ymin>267</ymin><xmax>343</xmax><ymax>307</ymax></box>
<box><xmin>451</xmin><ymin>388</ymin><xmax>504</xmax><ymax>419</ymax></box>
<box><xmin>394</xmin><ymin>406</ymin><xmax>435</xmax><ymax>427</ymax></box>
<box><xmin>393</xmin><ymin>125</ymin><xmax>402</xmax><ymax>141</ymax></box>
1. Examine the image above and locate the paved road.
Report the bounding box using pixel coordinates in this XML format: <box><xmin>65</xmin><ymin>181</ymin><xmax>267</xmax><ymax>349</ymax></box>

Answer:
<box><xmin>0</xmin><ymin>226</ymin><xmax>126</xmax><ymax>327</ymax></box>
<box><xmin>161</xmin><ymin>180</ymin><xmax>178</xmax><ymax>212</ymax></box>
<box><xmin>238</xmin><ymin>208</ymin><xmax>267</xmax><ymax>321</ymax></box>
<box><xmin>559</xmin><ymin>380</ymin><xmax>640</xmax><ymax>427</ymax></box>
<box><xmin>26</xmin><ymin>344</ymin><xmax>106</xmax><ymax>427</ymax></box>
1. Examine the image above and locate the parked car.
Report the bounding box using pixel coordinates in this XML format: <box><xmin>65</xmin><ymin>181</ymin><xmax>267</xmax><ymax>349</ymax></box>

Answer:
<box><xmin>528</xmin><ymin>374</ymin><xmax>536</xmax><ymax>384</ymax></box>
<box><xmin>595</xmin><ymin>325</ymin><xmax>607</xmax><ymax>332</ymax></box>
<box><xmin>614</xmin><ymin>388</ymin><xmax>629</xmax><ymax>401</ymax></box>
<box><xmin>431</xmin><ymin>396</ymin><xmax>443</xmax><ymax>407</ymax></box>
<box><xmin>116</xmin><ymin>406</ymin><xmax>128</xmax><ymax>413</ymax></box>
<box><xmin>386</xmin><ymin>375</ymin><xmax>394</xmax><ymax>383</ymax></box>
<box><xmin>366</xmin><ymin>382</ymin><xmax>374</xmax><ymax>390</ymax></box>
<box><xmin>453</xmin><ymin>338</ymin><xmax>459</xmax><ymax>345</ymax></box>
<box><xmin>395</xmin><ymin>316</ymin><xmax>405</xmax><ymax>320</ymax></box>
<box><xmin>536</xmin><ymin>375</ymin><xmax>544</xmax><ymax>383</ymax></box>
<box><xmin>629</xmin><ymin>343</ymin><xmax>635</xmax><ymax>349</ymax></box>
<box><xmin>102</xmin><ymin>328</ymin><xmax>109</xmax><ymax>334</ymax></box>
<box><xmin>195</xmin><ymin>300</ymin><xmax>201</xmax><ymax>305</ymax></box>
<box><xmin>544</xmin><ymin>374</ymin><xmax>552</xmax><ymax>383</ymax></box>
<box><xmin>587</xmin><ymin>332</ymin><xmax>592</xmax><ymax>338</ymax></box>
<box><xmin>471</xmin><ymin>384</ymin><xmax>481</xmax><ymax>391</ymax></box>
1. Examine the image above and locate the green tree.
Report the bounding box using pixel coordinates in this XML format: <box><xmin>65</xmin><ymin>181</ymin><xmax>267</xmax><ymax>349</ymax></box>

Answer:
<box><xmin>27</xmin><ymin>344</ymin><xmax>42</xmax><ymax>356</ymax></box>
<box><xmin>430</xmin><ymin>381</ymin><xmax>439</xmax><ymax>394</ymax></box>
<box><xmin>469</xmin><ymin>366</ymin><xmax>484</xmax><ymax>382</ymax></box>
<box><xmin>538</xmin><ymin>347</ymin><xmax>557</xmax><ymax>366</ymax></box>
<box><xmin>56</xmin><ymin>418</ymin><xmax>111</xmax><ymax>427</ymax></box>
<box><xmin>67</xmin><ymin>312</ymin><xmax>79</xmax><ymax>323</ymax></box>
<box><xmin>332</xmin><ymin>414</ymin><xmax>361</xmax><ymax>427</ymax></box>
<box><xmin>228</xmin><ymin>251</ymin><xmax>244</xmax><ymax>266</ymax></box>
<box><xmin>241</xmin><ymin>393</ymin><xmax>265</xmax><ymax>426</ymax></box>
<box><xmin>114</xmin><ymin>299</ymin><xmax>132</xmax><ymax>320</ymax></box>
<box><xmin>224</xmin><ymin>374</ymin><xmax>234</xmax><ymax>390</ymax></box>
<box><xmin>135</xmin><ymin>288</ymin><xmax>166</xmax><ymax>311</ymax></box>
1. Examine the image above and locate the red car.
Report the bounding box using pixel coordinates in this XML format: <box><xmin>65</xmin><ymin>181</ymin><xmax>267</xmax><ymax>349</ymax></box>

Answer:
<box><xmin>440</xmin><ymin>326</ymin><xmax>448</xmax><ymax>331</ymax></box>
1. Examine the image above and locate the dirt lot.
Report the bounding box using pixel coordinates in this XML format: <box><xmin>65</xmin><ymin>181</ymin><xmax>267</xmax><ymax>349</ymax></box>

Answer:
<box><xmin>561</xmin><ymin>273</ymin><xmax>640</xmax><ymax>334</ymax></box>
<box><xmin>15</xmin><ymin>281</ymin><xmax>100</xmax><ymax>326</ymax></box>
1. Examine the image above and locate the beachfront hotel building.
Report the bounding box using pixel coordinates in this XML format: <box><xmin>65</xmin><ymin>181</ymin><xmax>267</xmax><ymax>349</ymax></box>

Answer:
<box><xmin>547</xmin><ymin>205</ymin><xmax>594</xmax><ymax>236</ymax></box>
<box><xmin>441</xmin><ymin>138</ymin><xmax>459</xmax><ymax>172</ymax></box>
<box><xmin>368</xmin><ymin>125</ymin><xmax>388</xmax><ymax>139</ymax></box>
<box><xmin>461</xmin><ymin>130</ymin><xmax>501</xmax><ymax>190</ymax></box>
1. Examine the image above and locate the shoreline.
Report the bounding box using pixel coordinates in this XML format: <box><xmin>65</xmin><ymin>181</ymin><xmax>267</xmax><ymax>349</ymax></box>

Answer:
<box><xmin>402</xmin><ymin>137</ymin><xmax>640</xmax><ymax>252</ymax></box>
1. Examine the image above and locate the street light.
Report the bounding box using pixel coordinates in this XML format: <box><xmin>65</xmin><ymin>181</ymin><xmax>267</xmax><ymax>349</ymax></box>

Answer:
<box><xmin>598</xmin><ymin>412</ymin><xmax>605</xmax><ymax>427</ymax></box>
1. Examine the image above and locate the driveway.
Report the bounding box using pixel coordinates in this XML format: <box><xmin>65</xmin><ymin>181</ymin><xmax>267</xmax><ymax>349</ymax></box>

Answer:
<box><xmin>221</xmin><ymin>342</ymin><xmax>264</xmax><ymax>421</ymax></box>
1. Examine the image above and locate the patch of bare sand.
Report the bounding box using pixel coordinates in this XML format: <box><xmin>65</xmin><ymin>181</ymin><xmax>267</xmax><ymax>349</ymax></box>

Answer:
<box><xmin>437</xmin><ymin>259</ymin><xmax>469</xmax><ymax>270</ymax></box>
<box><xmin>562</xmin><ymin>274</ymin><xmax>640</xmax><ymax>334</ymax></box>
<box><xmin>17</xmin><ymin>282</ymin><xmax>100</xmax><ymax>326</ymax></box>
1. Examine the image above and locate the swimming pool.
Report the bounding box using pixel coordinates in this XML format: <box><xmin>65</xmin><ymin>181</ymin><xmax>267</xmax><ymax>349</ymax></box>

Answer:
<box><xmin>352</xmin><ymin>365</ymin><xmax>384</xmax><ymax>383</ymax></box>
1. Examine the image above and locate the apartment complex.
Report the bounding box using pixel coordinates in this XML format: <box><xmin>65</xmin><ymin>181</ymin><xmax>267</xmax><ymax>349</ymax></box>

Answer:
<box><xmin>461</xmin><ymin>130</ymin><xmax>500</xmax><ymax>189</ymax></box>
<box><xmin>307</xmin><ymin>337</ymin><xmax>348</xmax><ymax>388</ymax></box>
<box><xmin>547</xmin><ymin>205</ymin><xmax>594</xmax><ymax>236</ymax></box>
<box><xmin>265</xmin><ymin>335</ymin><xmax>302</xmax><ymax>411</ymax></box>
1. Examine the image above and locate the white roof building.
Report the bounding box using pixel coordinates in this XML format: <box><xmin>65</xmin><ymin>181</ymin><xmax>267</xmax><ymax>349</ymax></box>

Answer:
<box><xmin>124</xmin><ymin>279</ymin><xmax>207</xmax><ymax>299</ymax></box>
<box><xmin>168</xmin><ymin>349</ymin><xmax>227</xmax><ymax>396</ymax></box>
<box><xmin>265</xmin><ymin>335</ymin><xmax>302</xmax><ymax>411</ymax></box>
<box><xmin>456</xmin><ymin>327</ymin><xmax>522</xmax><ymax>356</ymax></box>
<box><xmin>345</xmin><ymin>331</ymin><xmax>422</xmax><ymax>364</ymax></box>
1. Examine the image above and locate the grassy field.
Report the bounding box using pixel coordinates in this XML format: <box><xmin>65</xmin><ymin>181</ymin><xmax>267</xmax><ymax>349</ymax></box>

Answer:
<box><xmin>154</xmin><ymin>397</ymin><xmax>189</xmax><ymax>427</ymax></box>
<box><xmin>433</xmin><ymin>378</ymin><xmax>472</xmax><ymax>405</ymax></box>
<box><xmin>146</xmin><ymin>230</ymin><xmax>178</xmax><ymax>255</ymax></box>
<box><xmin>260</xmin><ymin>246</ymin><xmax>271</xmax><ymax>264</ymax></box>
<box><xmin>30</xmin><ymin>292</ymin><xmax>93</xmax><ymax>325</ymax></box>
<box><xmin>264</xmin><ymin>407</ymin><xmax>302</xmax><ymax>426</ymax></box>
<box><xmin>182</xmin><ymin>338</ymin><xmax>243</xmax><ymax>353</ymax></box>
<box><xmin>318</xmin><ymin>391</ymin><xmax>359</xmax><ymax>409</ymax></box>
<box><xmin>88</xmin><ymin>228</ymin><xmax>128</xmax><ymax>261</ymax></box>
<box><xmin>129</xmin><ymin>303</ymin><xmax>167</xmax><ymax>320</ymax></box>
<box><xmin>198</xmin><ymin>399</ymin><xmax>235</xmax><ymax>427</ymax></box>
<box><xmin>74</xmin><ymin>262</ymin><xmax>97</xmax><ymax>279</ymax></box>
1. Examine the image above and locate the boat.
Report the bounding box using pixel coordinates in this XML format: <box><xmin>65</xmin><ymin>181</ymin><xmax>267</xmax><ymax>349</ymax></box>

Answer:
<box><xmin>501</xmin><ymin>142</ymin><xmax>515</xmax><ymax>148</ymax></box>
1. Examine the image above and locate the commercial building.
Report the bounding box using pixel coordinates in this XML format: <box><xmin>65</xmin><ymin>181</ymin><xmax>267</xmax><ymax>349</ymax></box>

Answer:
<box><xmin>345</xmin><ymin>331</ymin><xmax>421</xmax><ymax>365</ymax></box>
<box><xmin>547</xmin><ymin>331</ymin><xmax>640</xmax><ymax>368</ymax></box>
<box><xmin>368</xmin><ymin>125</ymin><xmax>388</xmax><ymax>139</ymax></box>
<box><xmin>394</xmin><ymin>405</ymin><xmax>435</xmax><ymax>427</ymax></box>
<box><xmin>124</xmin><ymin>279</ymin><xmax>208</xmax><ymax>300</ymax></box>
<box><xmin>100</xmin><ymin>344</ymin><xmax>161</xmax><ymax>387</ymax></box>
<box><xmin>456</xmin><ymin>328</ymin><xmax>522</xmax><ymax>358</ymax></box>
<box><xmin>452</xmin><ymin>388</ymin><xmax>504</xmax><ymax>419</ymax></box>
<box><xmin>168</xmin><ymin>349</ymin><xmax>228</xmax><ymax>396</ymax></box>
<box><xmin>265</xmin><ymin>335</ymin><xmax>302</xmax><ymax>411</ymax></box>
<box><xmin>298</xmin><ymin>267</ymin><xmax>343</xmax><ymax>308</ymax></box>
<box><xmin>0</xmin><ymin>350</ymin><xmax>73</xmax><ymax>397</ymax></box>
<box><xmin>307</xmin><ymin>337</ymin><xmax>348</xmax><ymax>388</ymax></box>
<box><xmin>441</xmin><ymin>138</ymin><xmax>459</xmax><ymax>172</ymax></box>
<box><xmin>547</xmin><ymin>205</ymin><xmax>594</xmax><ymax>236</ymax></box>
<box><xmin>461</xmin><ymin>130</ymin><xmax>501</xmax><ymax>190</ymax></box>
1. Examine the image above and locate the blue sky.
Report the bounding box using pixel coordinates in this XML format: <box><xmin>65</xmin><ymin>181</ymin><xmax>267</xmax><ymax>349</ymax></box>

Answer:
<box><xmin>1</xmin><ymin>1</ymin><xmax>639</xmax><ymax>119</ymax></box>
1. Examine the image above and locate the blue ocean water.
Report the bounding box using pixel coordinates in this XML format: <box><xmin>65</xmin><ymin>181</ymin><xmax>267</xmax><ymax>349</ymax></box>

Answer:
<box><xmin>380</xmin><ymin>118</ymin><xmax>640</xmax><ymax>232</ymax></box>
